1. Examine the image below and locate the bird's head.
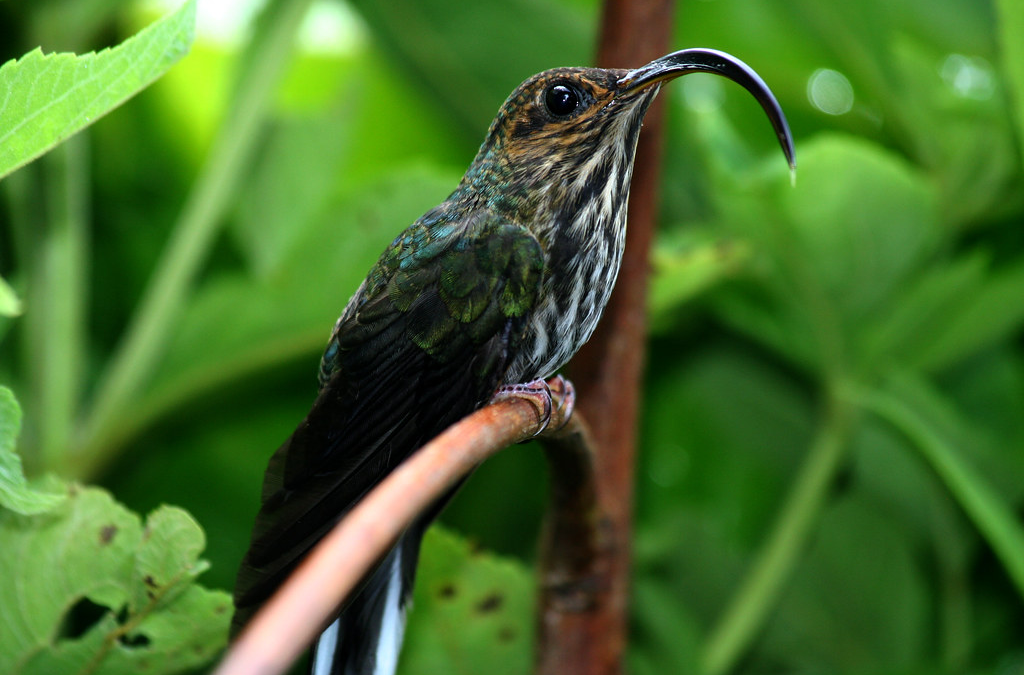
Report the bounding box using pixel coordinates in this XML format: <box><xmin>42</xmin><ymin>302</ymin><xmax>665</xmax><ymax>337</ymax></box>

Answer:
<box><xmin>458</xmin><ymin>48</ymin><xmax>795</xmax><ymax>225</ymax></box>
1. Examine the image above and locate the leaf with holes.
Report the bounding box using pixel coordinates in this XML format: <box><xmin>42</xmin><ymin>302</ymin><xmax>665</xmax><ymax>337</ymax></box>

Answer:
<box><xmin>0</xmin><ymin>485</ymin><xmax>230</xmax><ymax>675</ymax></box>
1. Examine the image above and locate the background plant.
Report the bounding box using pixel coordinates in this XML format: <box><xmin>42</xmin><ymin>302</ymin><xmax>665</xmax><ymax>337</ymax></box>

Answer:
<box><xmin>1</xmin><ymin>0</ymin><xmax>1022</xmax><ymax>673</ymax></box>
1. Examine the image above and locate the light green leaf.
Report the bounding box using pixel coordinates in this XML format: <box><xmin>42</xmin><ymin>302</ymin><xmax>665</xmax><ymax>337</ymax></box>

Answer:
<box><xmin>130</xmin><ymin>505</ymin><xmax>210</xmax><ymax>613</ymax></box>
<box><xmin>0</xmin><ymin>485</ymin><xmax>230</xmax><ymax>675</ymax></box>
<box><xmin>888</xmin><ymin>37</ymin><xmax>1017</xmax><ymax>227</ymax></box>
<box><xmin>996</xmin><ymin>0</ymin><xmax>1024</xmax><ymax>163</ymax></box>
<box><xmin>713</xmin><ymin>134</ymin><xmax>940</xmax><ymax>376</ymax></box>
<box><xmin>400</xmin><ymin>526</ymin><xmax>533</xmax><ymax>675</ymax></box>
<box><xmin>232</xmin><ymin>114</ymin><xmax>352</xmax><ymax>277</ymax></box>
<box><xmin>0</xmin><ymin>276</ymin><xmax>21</xmax><ymax>317</ymax></box>
<box><xmin>773</xmin><ymin>135</ymin><xmax>939</xmax><ymax>324</ymax></box>
<box><xmin>0</xmin><ymin>386</ymin><xmax>65</xmax><ymax>515</ymax></box>
<box><xmin>0</xmin><ymin>0</ymin><xmax>196</xmax><ymax>180</ymax></box>
<box><xmin>649</xmin><ymin>231</ymin><xmax>751</xmax><ymax>334</ymax></box>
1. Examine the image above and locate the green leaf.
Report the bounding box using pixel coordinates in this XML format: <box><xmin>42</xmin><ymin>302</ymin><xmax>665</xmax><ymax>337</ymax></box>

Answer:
<box><xmin>638</xmin><ymin>345</ymin><xmax>812</xmax><ymax>532</ymax></box>
<box><xmin>230</xmin><ymin>51</ymin><xmax>467</xmax><ymax>278</ymax></box>
<box><xmin>130</xmin><ymin>505</ymin><xmax>210</xmax><ymax>613</ymax></box>
<box><xmin>0</xmin><ymin>485</ymin><xmax>230</xmax><ymax>675</ymax></box>
<box><xmin>399</xmin><ymin>526</ymin><xmax>533</xmax><ymax>675</ymax></box>
<box><xmin>888</xmin><ymin>37</ymin><xmax>1017</xmax><ymax>227</ymax></box>
<box><xmin>996</xmin><ymin>0</ymin><xmax>1024</xmax><ymax>163</ymax></box>
<box><xmin>0</xmin><ymin>0</ymin><xmax>196</xmax><ymax>180</ymax></box>
<box><xmin>0</xmin><ymin>276</ymin><xmax>22</xmax><ymax>317</ymax></box>
<box><xmin>713</xmin><ymin>134</ymin><xmax>940</xmax><ymax>376</ymax></box>
<box><xmin>348</xmin><ymin>0</ymin><xmax>594</xmax><ymax>137</ymax></box>
<box><xmin>773</xmin><ymin>135</ymin><xmax>939</xmax><ymax>324</ymax></box>
<box><xmin>760</xmin><ymin>495</ymin><xmax>929</xmax><ymax>670</ymax></box>
<box><xmin>854</xmin><ymin>373</ymin><xmax>1024</xmax><ymax>600</ymax></box>
<box><xmin>648</xmin><ymin>230</ymin><xmax>751</xmax><ymax>334</ymax></box>
<box><xmin>910</xmin><ymin>255</ymin><xmax>1024</xmax><ymax>372</ymax></box>
<box><xmin>629</xmin><ymin>576</ymin><xmax>702</xmax><ymax>675</ymax></box>
<box><xmin>0</xmin><ymin>386</ymin><xmax>65</xmax><ymax>515</ymax></box>
<box><xmin>857</xmin><ymin>251</ymin><xmax>989</xmax><ymax>373</ymax></box>
<box><xmin>231</xmin><ymin>114</ymin><xmax>352</xmax><ymax>277</ymax></box>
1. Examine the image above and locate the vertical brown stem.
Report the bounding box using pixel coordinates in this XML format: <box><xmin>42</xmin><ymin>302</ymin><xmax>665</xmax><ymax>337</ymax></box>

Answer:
<box><xmin>536</xmin><ymin>1</ymin><xmax>675</xmax><ymax>674</ymax></box>
<box><xmin>537</xmin><ymin>417</ymin><xmax>613</xmax><ymax>675</ymax></box>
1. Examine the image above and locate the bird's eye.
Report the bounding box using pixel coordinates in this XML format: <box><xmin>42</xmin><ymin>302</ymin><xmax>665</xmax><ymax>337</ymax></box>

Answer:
<box><xmin>544</xmin><ymin>83</ymin><xmax>581</xmax><ymax>117</ymax></box>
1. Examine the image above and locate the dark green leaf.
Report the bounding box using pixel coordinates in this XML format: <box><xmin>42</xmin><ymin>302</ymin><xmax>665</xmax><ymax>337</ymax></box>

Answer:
<box><xmin>760</xmin><ymin>495</ymin><xmax>929</xmax><ymax>670</ymax></box>
<box><xmin>909</xmin><ymin>256</ymin><xmax>1024</xmax><ymax>372</ymax></box>
<box><xmin>348</xmin><ymin>0</ymin><xmax>595</xmax><ymax>137</ymax></box>
<box><xmin>856</xmin><ymin>373</ymin><xmax>1024</xmax><ymax>599</ymax></box>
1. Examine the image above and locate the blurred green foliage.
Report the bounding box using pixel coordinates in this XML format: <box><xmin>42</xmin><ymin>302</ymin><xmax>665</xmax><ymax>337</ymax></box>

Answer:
<box><xmin>1</xmin><ymin>0</ymin><xmax>1023</xmax><ymax>673</ymax></box>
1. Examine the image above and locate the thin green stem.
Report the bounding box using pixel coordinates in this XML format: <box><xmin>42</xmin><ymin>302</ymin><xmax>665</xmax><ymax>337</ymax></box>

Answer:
<box><xmin>3</xmin><ymin>162</ymin><xmax>38</xmax><ymax>390</ymax></box>
<box><xmin>76</xmin><ymin>0</ymin><xmax>315</xmax><ymax>478</ymax></box>
<box><xmin>701</xmin><ymin>386</ymin><xmax>854</xmax><ymax>675</ymax></box>
<box><xmin>1</xmin><ymin>166</ymin><xmax>36</xmax><ymax>279</ymax></box>
<box><xmin>24</xmin><ymin>136</ymin><xmax>89</xmax><ymax>474</ymax></box>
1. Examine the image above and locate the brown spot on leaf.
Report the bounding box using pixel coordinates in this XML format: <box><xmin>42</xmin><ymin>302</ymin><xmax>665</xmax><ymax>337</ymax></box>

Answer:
<box><xmin>498</xmin><ymin>626</ymin><xmax>517</xmax><ymax>643</ymax></box>
<box><xmin>143</xmin><ymin>575</ymin><xmax>159</xmax><ymax>599</ymax></box>
<box><xmin>438</xmin><ymin>583</ymin><xmax>457</xmax><ymax>600</ymax></box>
<box><xmin>99</xmin><ymin>525</ymin><xmax>117</xmax><ymax>545</ymax></box>
<box><xmin>118</xmin><ymin>632</ymin><xmax>150</xmax><ymax>647</ymax></box>
<box><xmin>476</xmin><ymin>593</ymin><xmax>504</xmax><ymax>614</ymax></box>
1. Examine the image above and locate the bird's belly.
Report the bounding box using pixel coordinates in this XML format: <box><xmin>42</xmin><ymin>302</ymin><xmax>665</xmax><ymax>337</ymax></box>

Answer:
<box><xmin>501</xmin><ymin>261</ymin><xmax>618</xmax><ymax>385</ymax></box>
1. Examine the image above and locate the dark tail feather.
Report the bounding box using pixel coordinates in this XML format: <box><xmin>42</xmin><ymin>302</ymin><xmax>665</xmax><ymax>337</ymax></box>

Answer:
<box><xmin>310</xmin><ymin>528</ymin><xmax>425</xmax><ymax>675</ymax></box>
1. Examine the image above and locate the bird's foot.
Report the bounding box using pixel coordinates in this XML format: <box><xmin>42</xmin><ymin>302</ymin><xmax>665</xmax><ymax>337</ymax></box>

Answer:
<box><xmin>545</xmin><ymin>375</ymin><xmax>575</xmax><ymax>434</ymax></box>
<box><xmin>490</xmin><ymin>375</ymin><xmax>575</xmax><ymax>438</ymax></box>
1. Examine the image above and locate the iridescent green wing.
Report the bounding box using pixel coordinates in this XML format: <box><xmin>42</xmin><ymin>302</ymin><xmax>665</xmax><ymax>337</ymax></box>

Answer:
<box><xmin>232</xmin><ymin>210</ymin><xmax>544</xmax><ymax>633</ymax></box>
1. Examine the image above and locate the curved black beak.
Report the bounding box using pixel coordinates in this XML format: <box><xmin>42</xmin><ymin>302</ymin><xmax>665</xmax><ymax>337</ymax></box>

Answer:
<box><xmin>618</xmin><ymin>48</ymin><xmax>796</xmax><ymax>172</ymax></box>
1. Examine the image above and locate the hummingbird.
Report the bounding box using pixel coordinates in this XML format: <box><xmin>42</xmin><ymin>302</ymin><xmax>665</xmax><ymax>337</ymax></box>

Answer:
<box><xmin>232</xmin><ymin>48</ymin><xmax>795</xmax><ymax>675</ymax></box>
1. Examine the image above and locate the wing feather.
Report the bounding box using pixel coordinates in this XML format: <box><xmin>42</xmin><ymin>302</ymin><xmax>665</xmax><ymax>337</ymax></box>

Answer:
<box><xmin>232</xmin><ymin>212</ymin><xmax>544</xmax><ymax>635</ymax></box>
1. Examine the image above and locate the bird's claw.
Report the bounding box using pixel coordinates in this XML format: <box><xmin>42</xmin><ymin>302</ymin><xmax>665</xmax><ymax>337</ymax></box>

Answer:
<box><xmin>545</xmin><ymin>375</ymin><xmax>575</xmax><ymax>434</ymax></box>
<box><xmin>490</xmin><ymin>375</ymin><xmax>575</xmax><ymax>438</ymax></box>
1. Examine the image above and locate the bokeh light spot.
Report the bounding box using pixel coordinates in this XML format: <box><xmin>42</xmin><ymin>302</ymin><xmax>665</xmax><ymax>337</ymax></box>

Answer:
<box><xmin>940</xmin><ymin>54</ymin><xmax>995</xmax><ymax>101</ymax></box>
<box><xmin>807</xmin><ymin>68</ymin><xmax>854</xmax><ymax>115</ymax></box>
